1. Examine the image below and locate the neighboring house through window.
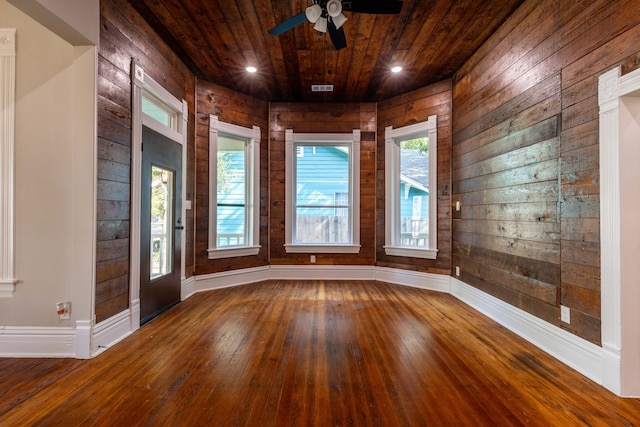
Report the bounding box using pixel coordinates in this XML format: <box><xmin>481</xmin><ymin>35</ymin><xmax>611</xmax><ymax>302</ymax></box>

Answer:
<box><xmin>285</xmin><ymin>130</ymin><xmax>361</xmax><ymax>253</ymax></box>
<box><xmin>208</xmin><ymin>116</ymin><xmax>261</xmax><ymax>259</ymax></box>
<box><xmin>385</xmin><ymin>116</ymin><xmax>438</xmax><ymax>259</ymax></box>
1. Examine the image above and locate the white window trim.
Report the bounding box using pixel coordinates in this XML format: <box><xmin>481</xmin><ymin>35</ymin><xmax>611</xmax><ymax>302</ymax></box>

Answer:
<box><xmin>384</xmin><ymin>116</ymin><xmax>438</xmax><ymax>259</ymax></box>
<box><xmin>131</xmin><ymin>60</ymin><xmax>188</xmax><ymax>330</ymax></box>
<box><xmin>138</xmin><ymin>69</ymin><xmax>183</xmax><ymax>143</ymax></box>
<box><xmin>284</xmin><ymin>129</ymin><xmax>361</xmax><ymax>254</ymax></box>
<box><xmin>207</xmin><ymin>115</ymin><xmax>261</xmax><ymax>259</ymax></box>
<box><xmin>0</xmin><ymin>29</ymin><xmax>16</xmax><ymax>297</ymax></box>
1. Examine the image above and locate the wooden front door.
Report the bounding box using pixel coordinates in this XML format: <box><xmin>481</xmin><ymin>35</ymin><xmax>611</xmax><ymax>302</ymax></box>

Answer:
<box><xmin>140</xmin><ymin>126</ymin><xmax>182</xmax><ymax>324</ymax></box>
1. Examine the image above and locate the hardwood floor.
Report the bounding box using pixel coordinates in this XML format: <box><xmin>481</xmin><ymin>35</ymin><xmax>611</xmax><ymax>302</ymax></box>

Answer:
<box><xmin>1</xmin><ymin>280</ymin><xmax>640</xmax><ymax>426</ymax></box>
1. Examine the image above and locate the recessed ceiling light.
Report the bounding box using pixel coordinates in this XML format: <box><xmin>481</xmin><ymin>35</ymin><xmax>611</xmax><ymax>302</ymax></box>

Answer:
<box><xmin>246</xmin><ymin>66</ymin><xmax>257</xmax><ymax>73</ymax></box>
<box><xmin>391</xmin><ymin>66</ymin><xmax>403</xmax><ymax>73</ymax></box>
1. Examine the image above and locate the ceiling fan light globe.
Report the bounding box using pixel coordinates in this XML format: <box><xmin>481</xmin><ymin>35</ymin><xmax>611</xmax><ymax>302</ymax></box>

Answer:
<box><xmin>305</xmin><ymin>4</ymin><xmax>322</xmax><ymax>23</ymax></box>
<box><xmin>332</xmin><ymin>13</ymin><xmax>347</xmax><ymax>29</ymax></box>
<box><xmin>314</xmin><ymin>16</ymin><xmax>328</xmax><ymax>33</ymax></box>
<box><xmin>326</xmin><ymin>0</ymin><xmax>343</xmax><ymax>17</ymax></box>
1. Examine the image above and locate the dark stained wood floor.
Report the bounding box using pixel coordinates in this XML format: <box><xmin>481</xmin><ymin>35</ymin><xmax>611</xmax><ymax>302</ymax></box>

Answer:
<box><xmin>1</xmin><ymin>280</ymin><xmax>640</xmax><ymax>426</ymax></box>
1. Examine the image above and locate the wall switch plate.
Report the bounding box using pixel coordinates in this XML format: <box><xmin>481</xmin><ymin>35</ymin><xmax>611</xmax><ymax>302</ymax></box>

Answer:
<box><xmin>456</xmin><ymin>201</ymin><xmax>461</xmax><ymax>211</ymax></box>
<box><xmin>310</xmin><ymin>255</ymin><xmax>316</xmax><ymax>263</ymax></box>
<box><xmin>455</xmin><ymin>266</ymin><xmax>460</xmax><ymax>276</ymax></box>
<box><xmin>561</xmin><ymin>305</ymin><xmax>570</xmax><ymax>324</ymax></box>
<box><xmin>185</xmin><ymin>200</ymin><xmax>192</xmax><ymax>210</ymax></box>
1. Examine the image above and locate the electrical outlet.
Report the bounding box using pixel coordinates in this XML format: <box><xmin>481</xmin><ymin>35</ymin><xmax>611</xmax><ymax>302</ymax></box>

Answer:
<box><xmin>310</xmin><ymin>255</ymin><xmax>316</xmax><ymax>263</ymax></box>
<box><xmin>56</xmin><ymin>302</ymin><xmax>71</xmax><ymax>320</ymax></box>
<box><xmin>455</xmin><ymin>266</ymin><xmax>460</xmax><ymax>276</ymax></box>
<box><xmin>560</xmin><ymin>305</ymin><xmax>570</xmax><ymax>324</ymax></box>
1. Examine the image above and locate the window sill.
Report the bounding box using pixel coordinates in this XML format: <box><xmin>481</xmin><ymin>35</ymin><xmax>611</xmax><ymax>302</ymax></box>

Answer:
<box><xmin>208</xmin><ymin>245</ymin><xmax>261</xmax><ymax>259</ymax></box>
<box><xmin>284</xmin><ymin>244</ymin><xmax>361</xmax><ymax>254</ymax></box>
<box><xmin>384</xmin><ymin>246</ymin><xmax>438</xmax><ymax>259</ymax></box>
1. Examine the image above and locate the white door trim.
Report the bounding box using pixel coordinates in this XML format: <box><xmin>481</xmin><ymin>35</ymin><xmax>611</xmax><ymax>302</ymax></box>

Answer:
<box><xmin>598</xmin><ymin>65</ymin><xmax>640</xmax><ymax>396</ymax></box>
<box><xmin>0</xmin><ymin>28</ymin><xmax>16</xmax><ymax>297</ymax></box>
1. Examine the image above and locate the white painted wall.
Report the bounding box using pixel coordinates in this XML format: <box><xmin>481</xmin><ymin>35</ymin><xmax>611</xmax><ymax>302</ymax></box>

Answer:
<box><xmin>0</xmin><ymin>0</ymin><xmax>96</xmax><ymax>329</ymax></box>
<box><xmin>6</xmin><ymin>0</ymin><xmax>99</xmax><ymax>45</ymax></box>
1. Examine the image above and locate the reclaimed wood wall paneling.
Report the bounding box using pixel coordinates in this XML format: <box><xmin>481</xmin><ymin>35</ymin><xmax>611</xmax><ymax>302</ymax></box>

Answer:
<box><xmin>376</xmin><ymin>81</ymin><xmax>453</xmax><ymax>274</ymax></box>
<box><xmin>194</xmin><ymin>80</ymin><xmax>270</xmax><ymax>276</ymax></box>
<box><xmin>96</xmin><ymin>0</ymin><xmax>196</xmax><ymax>322</ymax></box>
<box><xmin>452</xmin><ymin>0</ymin><xmax>640</xmax><ymax>344</ymax></box>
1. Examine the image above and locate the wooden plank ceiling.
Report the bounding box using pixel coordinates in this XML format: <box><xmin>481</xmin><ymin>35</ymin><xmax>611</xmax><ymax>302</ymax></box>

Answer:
<box><xmin>128</xmin><ymin>0</ymin><xmax>525</xmax><ymax>102</ymax></box>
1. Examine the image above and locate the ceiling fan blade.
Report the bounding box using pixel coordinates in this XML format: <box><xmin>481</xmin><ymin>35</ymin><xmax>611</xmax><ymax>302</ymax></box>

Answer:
<box><xmin>343</xmin><ymin>0</ymin><xmax>403</xmax><ymax>14</ymax></box>
<box><xmin>327</xmin><ymin>19</ymin><xmax>347</xmax><ymax>50</ymax></box>
<box><xmin>268</xmin><ymin>12</ymin><xmax>307</xmax><ymax>36</ymax></box>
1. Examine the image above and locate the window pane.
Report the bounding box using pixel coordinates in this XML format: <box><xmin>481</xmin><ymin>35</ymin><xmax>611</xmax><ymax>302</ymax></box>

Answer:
<box><xmin>217</xmin><ymin>135</ymin><xmax>246</xmax><ymax>247</ymax></box>
<box><xmin>400</xmin><ymin>137</ymin><xmax>429</xmax><ymax>247</ymax></box>
<box><xmin>150</xmin><ymin>166</ymin><xmax>174</xmax><ymax>280</ymax></box>
<box><xmin>295</xmin><ymin>144</ymin><xmax>350</xmax><ymax>244</ymax></box>
<box><xmin>142</xmin><ymin>96</ymin><xmax>173</xmax><ymax>127</ymax></box>
<box><xmin>334</xmin><ymin>192</ymin><xmax>348</xmax><ymax>217</ymax></box>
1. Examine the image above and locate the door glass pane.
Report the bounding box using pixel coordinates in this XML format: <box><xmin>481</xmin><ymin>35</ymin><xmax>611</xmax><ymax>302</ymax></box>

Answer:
<box><xmin>400</xmin><ymin>137</ymin><xmax>429</xmax><ymax>247</ymax></box>
<box><xmin>150</xmin><ymin>165</ymin><xmax>174</xmax><ymax>280</ymax></box>
<box><xmin>217</xmin><ymin>135</ymin><xmax>246</xmax><ymax>247</ymax></box>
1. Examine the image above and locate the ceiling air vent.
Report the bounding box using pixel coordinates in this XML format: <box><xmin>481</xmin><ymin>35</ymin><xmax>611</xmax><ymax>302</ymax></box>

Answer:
<box><xmin>312</xmin><ymin>84</ymin><xmax>334</xmax><ymax>92</ymax></box>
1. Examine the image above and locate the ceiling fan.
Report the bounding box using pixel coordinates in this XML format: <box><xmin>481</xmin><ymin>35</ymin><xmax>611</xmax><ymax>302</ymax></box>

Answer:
<box><xmin>269</xmin><ymin>0</ymin><xmax>404</xmax><ymax>50</ymax></box>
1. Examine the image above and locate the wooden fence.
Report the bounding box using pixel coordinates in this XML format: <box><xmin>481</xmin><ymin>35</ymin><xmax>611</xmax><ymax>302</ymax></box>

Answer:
<box><xmin>295</xmin><ymin>216</ymin><xmax>349</xmax><ymax>243</ymax></box>
<box><xmin>294</xmin><ymin>216</ymin><xmax>429</xmax><ymax>244</ymax></box>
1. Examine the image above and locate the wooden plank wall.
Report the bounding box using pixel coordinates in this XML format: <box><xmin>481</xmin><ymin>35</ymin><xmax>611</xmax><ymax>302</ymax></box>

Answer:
<box><xmin>376</xmin><ymin>80</ymin><xmax>453</xmax><ymax>274</ymax></box>
<box><xmin>194</xmin><ymin>81</ymin><xmax>270</xmax><ymax>275</ymax></box>
<box><xmin>96</xmin><ymin>0</ymin><xmax>196</xmax><ymax>322</ymax></box>
<box><xmin>269</xmin><ymin>103</ymin><xmax>377</xmax><ymax>266</ymax></box>
<box><xmin>451</xmin><ymin>0</ymin><xmax>640</xmax><ymax>344</ymax></box>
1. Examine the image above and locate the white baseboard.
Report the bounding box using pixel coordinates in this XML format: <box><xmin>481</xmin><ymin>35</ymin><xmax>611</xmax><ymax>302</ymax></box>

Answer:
<box><xmin>130</xmin><ymin>299</ymin><xmax>140</xmax><ymax>332</ymax></box>
<box><xmin>194</xmin><ymin>265</ymin><xmax>448</xmax><ymax>292</ymax></box>
<box><xmin>375</xmin><ymin>267</ymin><xmax>451</xmax><ymax>292</ymax></box>
<box><xmin>93</xmin><ymin>310</ymin><xmax>132</xmax><ymax>356</ymax></box>
<box><xmin>75</xmin><ymin>320</ymin><xmax>92</xmax><ymax>359</ymax></box>
<box><xmin>450</xmin><ymin>277</ymin><xmax>604</xmax><ymax>386</ymax></box>
<box><xmin>182</xmin><ymin>276</ymin><xmax>196</xmax><ymax>300</ymax></box>
<box><xmin>0</xmin><ymin>326</ymin><xmax>76</xmax><ymax>357</ymax></box>
<box><xmin>195</xmin><ymin>266</ymin><xmax>270</xmax><ymax>292</ymax></box>
<box><xmin>601</xmin><ymin>344</ymin><xmax>622</xmax><ymax>395</ymax></box>
<box><xmin>270</xmin><ymin>265</ymin><xmax>375</xmax><ymax>280</ymax></box>
<box><xmin>0</xmin><ymin>281</ymin><xmax>16</xmax><ymax>298</ymax></box>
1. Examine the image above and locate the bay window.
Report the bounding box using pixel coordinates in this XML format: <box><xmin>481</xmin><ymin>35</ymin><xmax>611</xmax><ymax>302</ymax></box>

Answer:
<box><xmin>385</xmin><ymin>116</ymin><xmax>438</xmax><ymax>259</ymax></box>
<box><xmin>208</xmin><ymin>116</ymin><xmax>260</xmax><ymax>258</ymax></box>
<box><xmin>285</xmin><ymin>130</ymin><xmax>361</xmax><ymax>253</ymax></box>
